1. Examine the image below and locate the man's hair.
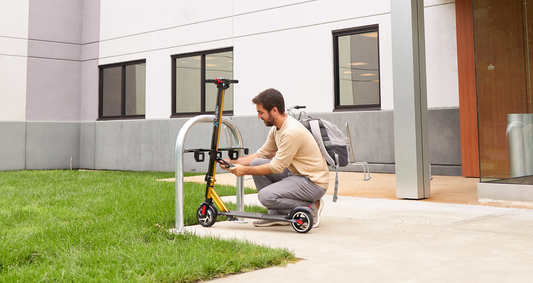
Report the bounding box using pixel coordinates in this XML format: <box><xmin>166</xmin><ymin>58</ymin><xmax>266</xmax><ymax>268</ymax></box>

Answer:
<box><xmin>252</xmin><ymin>88</ymin><xmax>285</xmax><ymax>114</ymax></box>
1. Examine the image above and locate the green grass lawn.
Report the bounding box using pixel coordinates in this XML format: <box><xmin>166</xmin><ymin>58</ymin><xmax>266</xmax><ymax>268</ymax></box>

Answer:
<box><xmin>0</xmin><ymin>170</ymin><xmax>295</xmax><ymax>282</ymax></box>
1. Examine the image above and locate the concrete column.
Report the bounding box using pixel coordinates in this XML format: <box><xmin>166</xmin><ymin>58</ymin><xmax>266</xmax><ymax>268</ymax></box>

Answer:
<box><xmin>391</xmin><ymin>0</ymin><xmax>430</xmax><ymax>199</ymax></box>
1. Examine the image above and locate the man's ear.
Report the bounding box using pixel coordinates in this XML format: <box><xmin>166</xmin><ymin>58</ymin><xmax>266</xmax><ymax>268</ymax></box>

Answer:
<box><xmin>271</xmin><ymin>107</ymin><xmax>279</xmax><ymax>115</ymax></box>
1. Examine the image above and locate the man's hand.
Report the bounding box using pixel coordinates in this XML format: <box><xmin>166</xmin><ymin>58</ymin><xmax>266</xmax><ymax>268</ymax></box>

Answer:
<box><xmin>227</xmin><ymin>162</ymin><xmax>272</xmax><ymax>177</ymax></box>
<box><xmin>228</xmin><ymin>164</ymin><xmax>247</xmax><ymax>177</ymax></box>
<box><xmin>218</xmin><ymin>158</ymin><xmax>233</xmax><ymax>170</ymax></box>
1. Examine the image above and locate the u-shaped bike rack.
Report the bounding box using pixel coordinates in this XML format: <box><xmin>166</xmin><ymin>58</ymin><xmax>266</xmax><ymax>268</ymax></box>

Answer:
<box><xmin>173</xmin><ymin>115</ymin><xmax>246</xmax><ymax>233</ymax></box>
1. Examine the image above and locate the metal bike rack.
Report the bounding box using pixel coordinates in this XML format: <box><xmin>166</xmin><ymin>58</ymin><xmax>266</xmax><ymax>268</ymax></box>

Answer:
<box><xmin>174</xmin><ymin>115</ymin><xmax>245</xmax><ymax>234</ymax></box>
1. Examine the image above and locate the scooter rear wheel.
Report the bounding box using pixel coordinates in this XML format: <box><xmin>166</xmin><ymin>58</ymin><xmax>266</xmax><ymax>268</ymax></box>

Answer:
<box><xmin>290</xmin><ymin>210</ymin><xmax>313</xmax><ymax>233</ymax></box>
<box><xmin>196</xmin><ymin>204</ymin><xmax>217</xmax><ymax>227</ymax></box>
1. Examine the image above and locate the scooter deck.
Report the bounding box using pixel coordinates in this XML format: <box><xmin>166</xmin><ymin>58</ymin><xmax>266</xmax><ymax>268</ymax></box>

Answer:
<box><xmin>218</xmin><ymin>211</ymin><xmax>295</xmax><ymax>223</ymax></box>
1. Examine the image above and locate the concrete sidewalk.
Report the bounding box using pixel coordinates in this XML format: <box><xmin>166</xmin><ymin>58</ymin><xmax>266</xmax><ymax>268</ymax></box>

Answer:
<box><xmin>186</xmin><ymin>194</ymin><xmax>533</xmax><ymax>282</ymax></box>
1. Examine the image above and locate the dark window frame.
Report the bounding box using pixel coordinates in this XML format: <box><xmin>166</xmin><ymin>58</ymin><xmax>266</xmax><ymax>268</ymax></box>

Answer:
<box><xmin>333</xmin><ymin>25</ymin><xmax>381</xmax><ymax>111</ymax></box>
<box><xmin>98</xmin><ymin>59</ymin><xmax>146</xmax><ymax>120</ymax></box>
<box><xmin>171</xmin><ymin>47</ymin><xmax>234</xmax><ymax>118</ymax></box>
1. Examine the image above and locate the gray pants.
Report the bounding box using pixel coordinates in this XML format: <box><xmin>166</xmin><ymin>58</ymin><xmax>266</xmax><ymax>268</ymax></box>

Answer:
<box><xmin>251</xmin><ymin>158</ymin><xmax>326</xmax><ymax>215</ymax></box>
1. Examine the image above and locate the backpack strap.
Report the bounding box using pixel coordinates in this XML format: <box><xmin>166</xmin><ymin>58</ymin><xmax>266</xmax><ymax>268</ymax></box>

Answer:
<box><xmin>333</xmin><ymin>153</ymin><xmax>339</xmax><ymax>202</ymax></box>
<box><xmin>309</xmin><ymin>120</ymin><xmax>335</xmax><ymax>166</ymax></box>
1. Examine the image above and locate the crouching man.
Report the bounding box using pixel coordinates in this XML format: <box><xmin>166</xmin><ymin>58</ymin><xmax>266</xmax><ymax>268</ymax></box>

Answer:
<box><xmin>222</xmin><ymin>88</ymin><xmax>329</xmax><ymax>228</ymax></box>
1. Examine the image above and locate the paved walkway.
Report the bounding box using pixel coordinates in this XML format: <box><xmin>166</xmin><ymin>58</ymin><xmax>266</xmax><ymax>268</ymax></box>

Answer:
<box><xmin>177</xmin><ymin>173</ymin><xmax>533</xmax><ymax>282</ymax></box>
<box><xmin>187</xmin><ymin>194</ymin><xmax>533</xmax><ymax>282</ymax></box>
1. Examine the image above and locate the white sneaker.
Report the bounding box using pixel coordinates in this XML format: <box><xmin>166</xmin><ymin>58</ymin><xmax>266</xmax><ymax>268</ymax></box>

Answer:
<box><xmin>311</xmin><ymin>199</ymin><xmax>324</xmax><ymax>228</ymax></box>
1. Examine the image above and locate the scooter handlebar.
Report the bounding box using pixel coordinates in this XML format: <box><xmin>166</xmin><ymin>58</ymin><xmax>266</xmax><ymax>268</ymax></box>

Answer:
<box><xmin>205</xmin><ymin>78</ymin><xmax>239</xmax><ymax>84</ymax></box>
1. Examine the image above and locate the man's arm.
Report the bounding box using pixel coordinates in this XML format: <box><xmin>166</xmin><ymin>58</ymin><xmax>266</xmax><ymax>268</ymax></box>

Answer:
<box><xmin>228</xmin><ymin>162</ymin><xmax>273</xmax><ymax>177</ymax></box>
<box><xmin>220</xmin><ymin>153</ymin><xmax>258</xmax><ymax>169</ymax></box>
<box><xmin>221</xmin><ymin>152</ymin><xmax>274</xmax><ymax>176</ymax></box>
<box><xmin>230</xmin><ymin>153</ymin><xmax>258</xmax><ymax>166</ymax></box>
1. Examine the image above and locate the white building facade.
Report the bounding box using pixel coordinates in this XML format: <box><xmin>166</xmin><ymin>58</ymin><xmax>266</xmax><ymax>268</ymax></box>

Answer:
<box><xmin>0</xmin><ymin>0</ymin><xmax>460</xmax><ymax>175</ymax></box>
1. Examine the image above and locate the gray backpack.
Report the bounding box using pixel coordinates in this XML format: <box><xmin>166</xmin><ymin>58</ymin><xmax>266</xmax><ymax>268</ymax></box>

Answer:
<box><xmin>300</xmin><ymin>118</ymin><xmax>349</xmax><ymax>202</ymax></box>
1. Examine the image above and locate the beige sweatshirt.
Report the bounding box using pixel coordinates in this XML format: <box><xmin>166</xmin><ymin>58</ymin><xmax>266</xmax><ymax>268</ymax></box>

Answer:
<box><xmin>256</xmin><ymin>116</ymin><xmax>330</xmax><ymax>190</ymax></box>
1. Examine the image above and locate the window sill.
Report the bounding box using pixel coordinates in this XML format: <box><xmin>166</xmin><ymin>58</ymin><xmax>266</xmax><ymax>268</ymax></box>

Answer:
<box><xmin>170</xmin><ymin>111</ymin><xmax>234</xmax><ymax>118</ymax></box>
<box><xmin>97</xmin><ymin>116</ymin><xmax>145</xmax><ymax>121</ymax></box>
<box><xmin>333</xmin><ymin>106</ymin><xmax>381</xmax><ymax>112</ymax></box>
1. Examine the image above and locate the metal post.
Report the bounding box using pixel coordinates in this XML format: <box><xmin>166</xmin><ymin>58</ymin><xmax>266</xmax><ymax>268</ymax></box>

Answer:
<box><xmin>173</xmin><ymin>115</ymin><xmax>245</xmax><ymax>234</ymax></box>
<box><xmin>391</xmin><ymin>0</ymin><xmax>430</xmax><ymax>199</ymax></box>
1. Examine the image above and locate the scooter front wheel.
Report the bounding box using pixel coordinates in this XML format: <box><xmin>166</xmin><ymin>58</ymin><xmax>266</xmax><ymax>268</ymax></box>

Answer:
<box><xmin>290</xmin><ymin>210</ymin><xmax>313</xmax><ymax>233</ymax></box>
<box><xmin>196</xmin><ymin>203</ymin><xmax>217</xmax><ymax>227</ymax></box>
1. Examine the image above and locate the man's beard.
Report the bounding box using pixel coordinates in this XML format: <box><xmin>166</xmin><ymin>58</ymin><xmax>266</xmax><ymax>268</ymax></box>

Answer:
<box><xmin>262</xmin><ymin>113</ymin><xmax>274</xmax><ymax>126</ymax></box>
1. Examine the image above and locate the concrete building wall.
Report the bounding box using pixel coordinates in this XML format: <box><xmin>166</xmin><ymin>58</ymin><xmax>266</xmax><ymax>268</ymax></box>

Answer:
<box><xmin>23</xmin><ymin>0</ymin><xmax>100</xmax><ymax>122</ymax></box>
<box><xmin>25</xmin><ymin>0</ymin><xmax>84</xmax><ymax>121</ymax></box>
<box><xmin>424</xmin><ymin>1</ymin><xmax>459</xmax><ymax>108</ymax></box>
<box><xmin>0</xmin><ymin>1</ymin><xmax>29</xmax><ymax>121</ymax></box>
<box><xmin>73</xmin><ymin>108</ymin><xmax>460</xmax><ymax>175</ymax></box>
<box><xmin>80</xmin><ymin>0</ymin><xmax>101</xmax><ymax>121</ymax></box>
<box><xmin>0</xmin><ymin>0</ymin><xmax>462</xmax><ymax>176</ymax></box>
<box><xmin>0</xmin><ymin>122</ymin><xmax>81</xmax><ymax>171</ymax></box>
<box><xmin>25</xmin><ymin>122</ymin><xmax>80</xmax><ymax>169</ymax></box>
<box><xmin>97</xmin><ymin>0</ymin><xmax>459</xmax><ymax>118</ymax></box>
<box><xmin>0</xmin><ymin>122</ymin><xmax>26</xmax><ymax>171</ymax></box>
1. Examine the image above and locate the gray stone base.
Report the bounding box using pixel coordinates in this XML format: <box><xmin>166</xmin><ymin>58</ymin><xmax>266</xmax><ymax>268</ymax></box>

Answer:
<box><xmin>478</xmin><ymin>182</ymin><xmax>533</xmax><ymax>202</ymax></box>
<box><xmin>0</xmin><ymin>108</ymin><xmax>462</xmax><ymax>175</ymax></box>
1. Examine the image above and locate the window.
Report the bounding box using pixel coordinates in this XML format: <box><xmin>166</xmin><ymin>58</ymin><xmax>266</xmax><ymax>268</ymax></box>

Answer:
<box><xmin>333</xmin><ymin>25</ymin><xmax>380</xmax><ymax>110</ymax></box>
<box><xmin>99</xmin><ymin>60</ymin><xmax>146</xmax><ymax>119</ymax></box>
<box><xmin>172</xmin><ymin>48</ymin><xmax>233</xmax><ymax>116</ymax></box>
